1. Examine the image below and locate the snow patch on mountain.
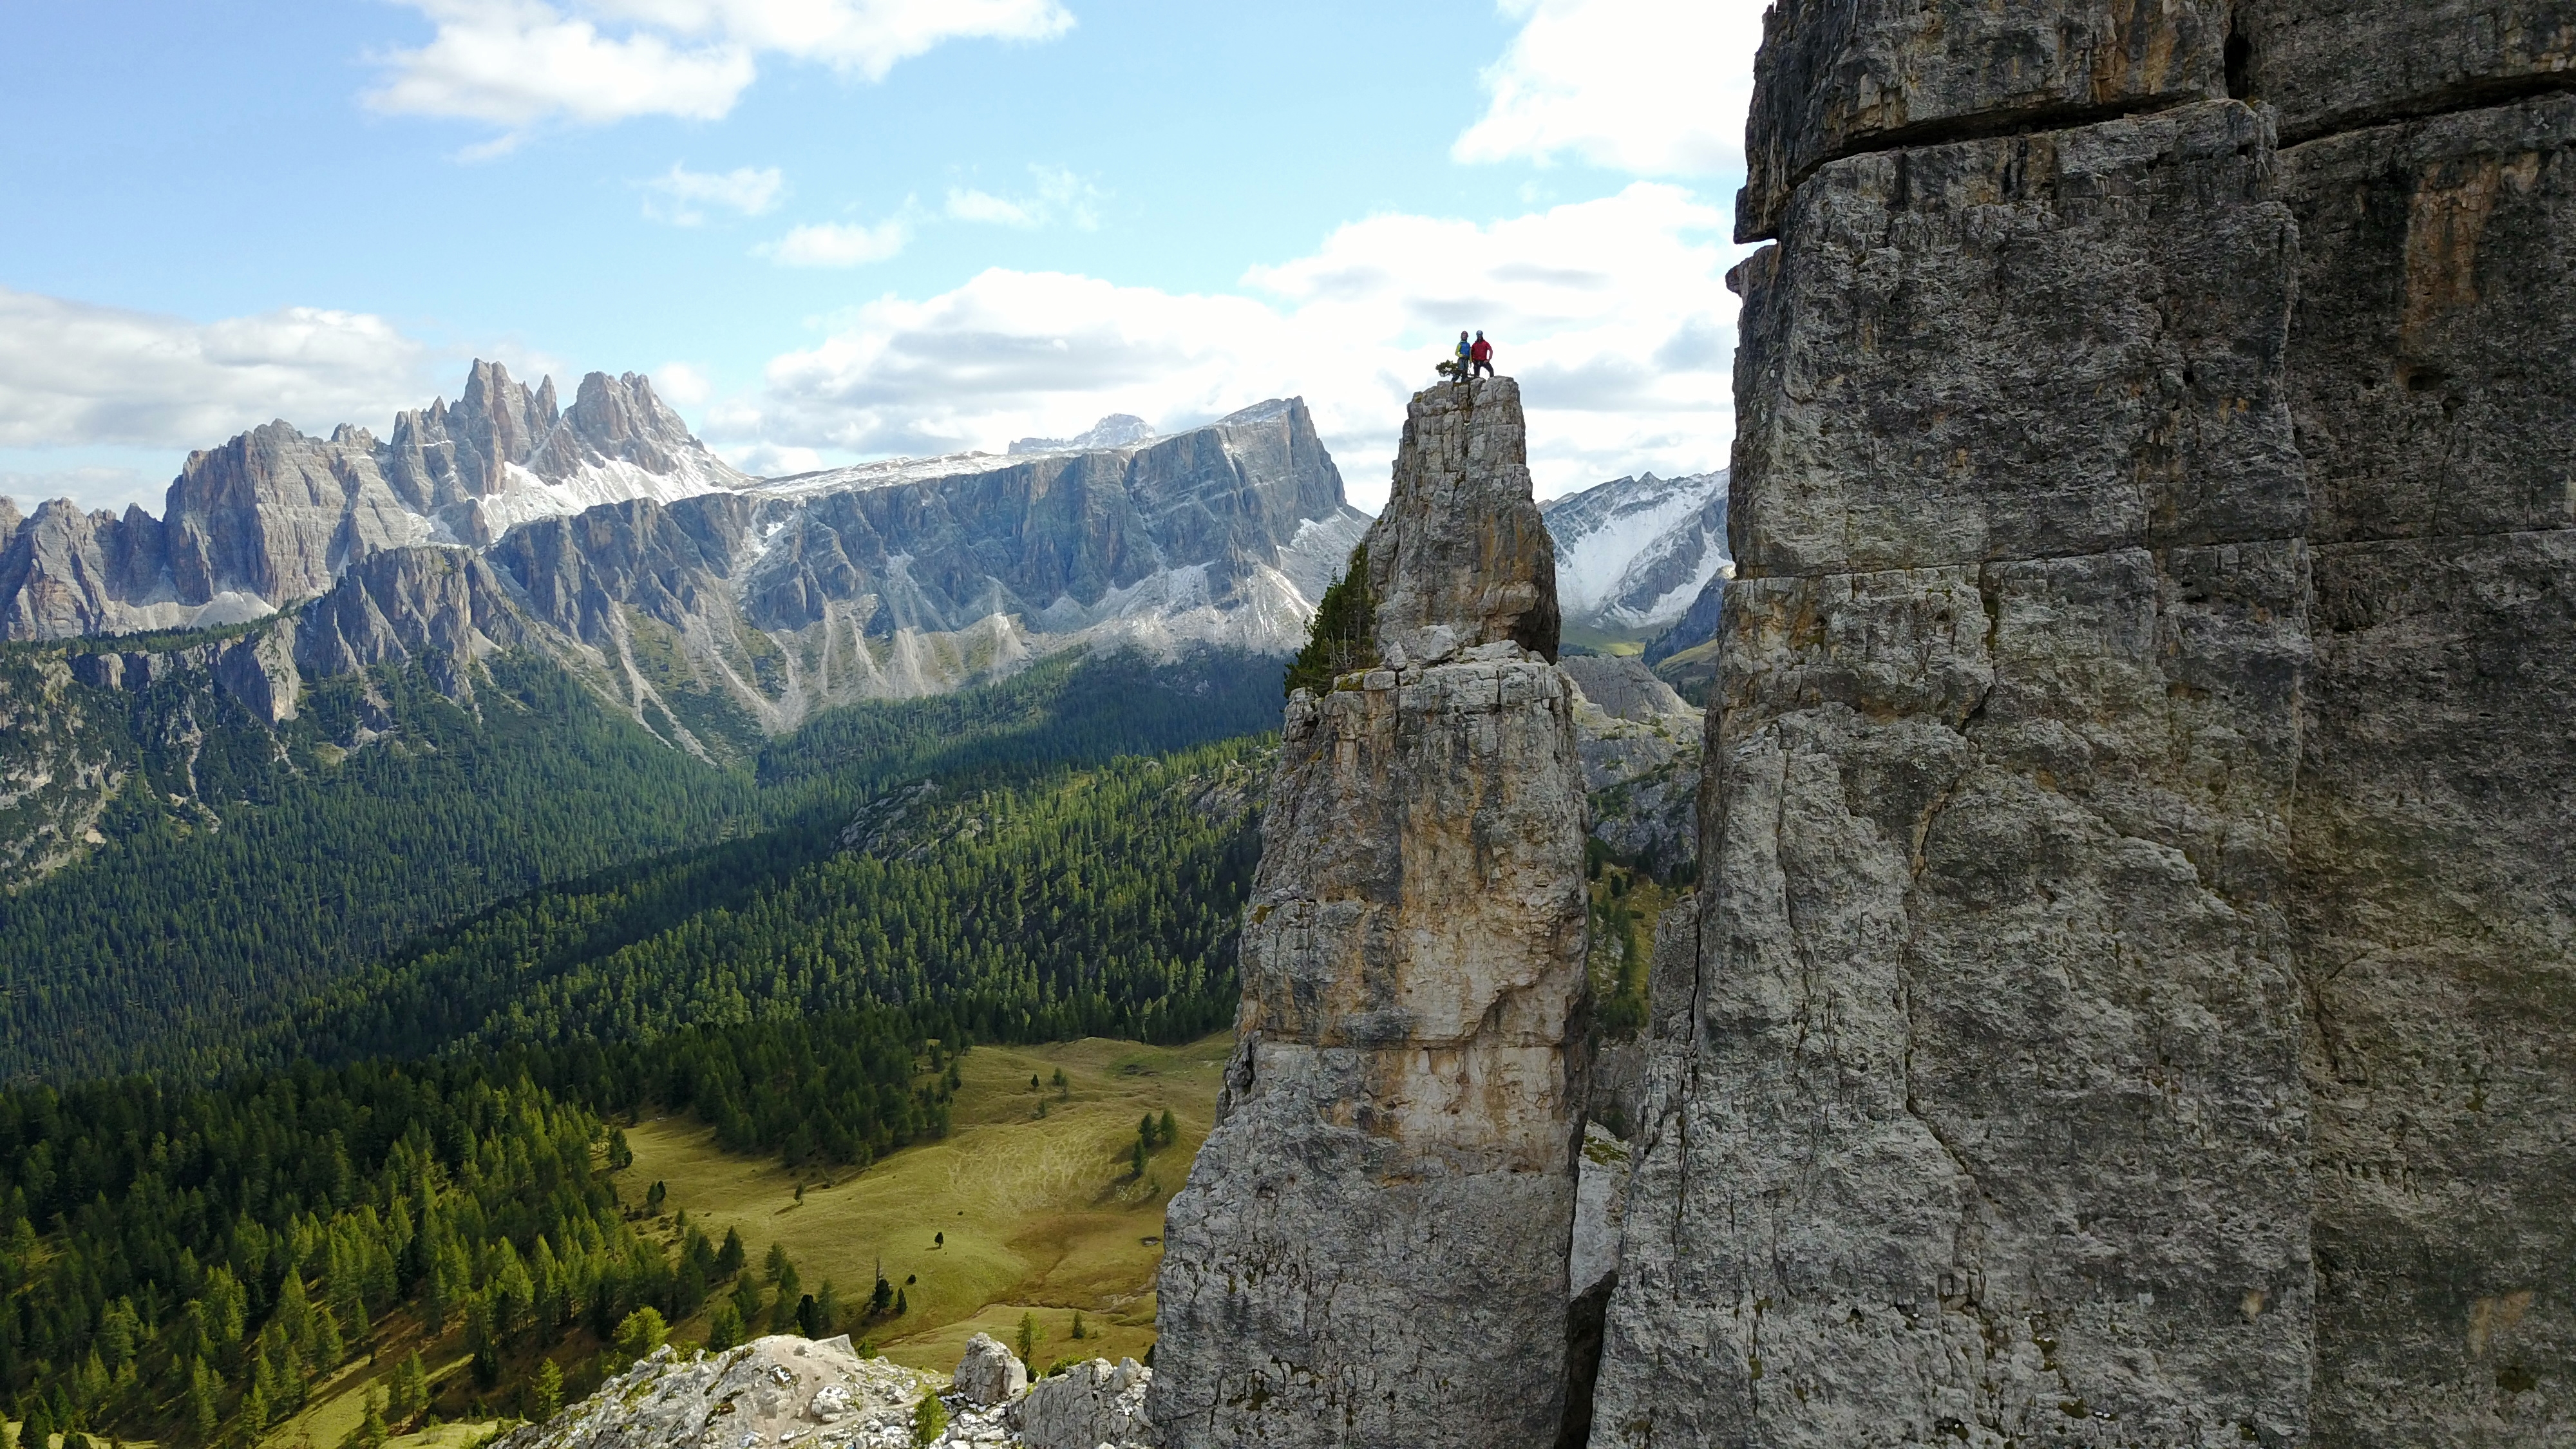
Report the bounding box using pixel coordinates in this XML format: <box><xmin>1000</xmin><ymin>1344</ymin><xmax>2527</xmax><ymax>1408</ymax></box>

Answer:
<box><xmin>1010</xmin><ymin>413</ymin><xmax>1159</xmax><ymax>455</ymax></box>
<box><xmin>1540</xmin><ymin>470</ymin><xmax>1730</xmax><ymax>632</ymax></box>
<box><xmin>472</xmin><ymin>454</ymin><xmax>750</xmax><ymax>538</ymax></box>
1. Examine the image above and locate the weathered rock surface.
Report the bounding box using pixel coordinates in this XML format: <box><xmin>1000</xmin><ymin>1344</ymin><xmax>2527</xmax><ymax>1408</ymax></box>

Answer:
<box><xmin>1007</xmin><ymin>1357</ymin><xmax>1153</xmax><ymax>1449</ymax></box>
<box><xmin>1582</xmin><ymin>3</ymin><xmax>2576</xmax><ymax>1446</ymax></box>
<box><xmin>2239</xmin><ymin>0</ymin><xmax>2576</xmax><ymax>142</ymax></box>
<box><xmin>1361</xmin><ymin>377</ymin><xmax>1562</xmax><ymax>663</ymax></box>
<box><xmin>1730</xmin><ymin>100</ymin><xmax>2303</xmax><ymax>577</ymax></box>
<box><xmin>296</xmin><ymin>547</ymin><xmax>526</xmax><ymax>697</ymax></box>
<box><xmin>1593</xmin><ymin>93</ymin><xmax>2315</xmax><ymax>1449</ymax></box>
<box><xmin>2280</xmin><ymin>88</ymin><xmax>2576</xmax><ymax>1446</ymax></box>
<box><xmin>1738</xmin><ymin>0</ymin><xmax>2230</xmax><ymax>239</ymax></box>
<box><xmin>1153</xmin><ymin>376</ymin><xmax>1589</xmax><ymax>1448</ymax></box>
<box><xmin>491</xmin><ymin>1336</ymin><xmax>936</xmax><ymax>1449</ymax></box>
<box><xmin>952</xmin><ymin>1332</ymin><xmax>1029</xmax><ymax>1408</ymax></box>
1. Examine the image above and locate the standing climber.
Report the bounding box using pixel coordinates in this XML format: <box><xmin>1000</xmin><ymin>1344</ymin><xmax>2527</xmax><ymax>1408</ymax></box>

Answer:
<box><xmin>1452</xmin><ymin>330</ymin><xmax>1473</xmax><ymax>379</ymax></box>
<box><xmin>1470</xmin><ymin>330</ymin><xmax>1494</xmax><ymax>378</ymax></box>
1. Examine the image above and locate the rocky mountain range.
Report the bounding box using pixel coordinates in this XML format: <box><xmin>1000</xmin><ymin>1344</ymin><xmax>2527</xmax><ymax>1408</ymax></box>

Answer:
<box><xmin>0</xmin><ymin>363</ymin><xmax>750</xmax><ymax>641</ymax></box>
<box><xmin>0</xmin><ymin>370</ymin><xmax>1370</xmax><ymax>753</ymax></box>
<box><xmin>0</xmin><ymin>353</ymin><xmax>1741</xmax><ymax>756</ymax></box>
<box><xmin>1539</xmin><ymin>469</ymin><xmax>1728</xmax><ymax>639</ymax></box>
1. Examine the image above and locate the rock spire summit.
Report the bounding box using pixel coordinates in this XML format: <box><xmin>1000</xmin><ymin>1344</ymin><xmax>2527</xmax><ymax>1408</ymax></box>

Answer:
<box><xmin>1151</xmin><ymin>374</ymin><xmax>1590</xmax><ymax>1448</ymax></box>
<box><xmin>1362</xmin><ymin>375</ymin><xmax>1562</xmax><ymax>663</ymax></box>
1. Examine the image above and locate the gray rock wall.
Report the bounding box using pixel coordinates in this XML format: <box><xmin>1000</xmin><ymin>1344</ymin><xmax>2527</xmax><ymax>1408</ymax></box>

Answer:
<box><xmin>1152</xmin><ymin>378</ymin><xmax>1589</xmax><ymax>1449</ymax></box>
<box><xmin>1738</xmin><ymin>0</ymin><xmax>2230</xmax><ymax>240</ymax></box>
<box><xmin>1588</xmin><ymin>3</ymin><xmax>2576</xmax><ymax>1446</ymax></box>
<box><xmin>2280</xmin><ymin>89</ymin><xmax>2576</xmax><ymax>1446</ymax></box>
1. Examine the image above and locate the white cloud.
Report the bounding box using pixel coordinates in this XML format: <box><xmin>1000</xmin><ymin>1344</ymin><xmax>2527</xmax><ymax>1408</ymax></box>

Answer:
<box><xmin>0</xmin><ymin>462</ymin><xmax>164</xmax><ymax>516</ymax></box>
<box><xmin>0</xmin><ymin>287</ymin><xmax>434</xmax><ymax>453</ymax></box>
<box><xmin>763</xmin><ymin>216</ymin><xmax>911</xmax><ymax>267</ymax></box>
<box><xmin>715</xmin><ymin>184</ymin><xmax>1744</xmax><ymax>507</ymax></box>
<box><xmin>712</xmin><ymin>439</ymin><xmax>828</xmax><ymax>477</ymax></box>
<box><xmin>946</xmin><ymin>189</ymin><xmax>1036</xmax><ymax>227</ymax></box>
<box><xmin>652</xmin><ymin>360</ymin><xmax>714</xmax><ymax>405</ymax></box>
<box><xmin>368</xmin><ymin>0</ymin><xmax>1072</xmax><ymax>132</ymax></box>
<box><xmin>945</xmin><ymin>166</ymin><xmax>1102</xmax><ymax>231</ymax></box>
<box><xmin>1454</xmin><ymin>0</ymin><xmax>1763</xmax><ymax>176</ymax></box>
<box><xmin>643</xmin><ymin>162</ymin><xmax>785</xmax><ymax>224</ymax></box>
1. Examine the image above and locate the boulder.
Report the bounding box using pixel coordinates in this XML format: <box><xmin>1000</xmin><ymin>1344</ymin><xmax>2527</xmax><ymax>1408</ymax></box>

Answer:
<box><xmin>952</xmin><ymin>1332</ymin><xmax>1028</xmax><ymax>1407</ymax></box>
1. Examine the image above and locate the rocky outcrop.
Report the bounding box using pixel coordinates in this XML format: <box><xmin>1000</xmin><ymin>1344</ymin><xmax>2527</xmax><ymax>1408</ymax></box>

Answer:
<box><xmin>64</xmin><ymin>630</ymin><xmax>301</xmax><ymax>727</ymax></box>
<box><xmin>1009</xmin><ymin>1357</ymin><xmax>1154</xmax><ymax>1449</ymax></box>
<box><xmin>490</xmin><ymin>1336</ymin><xmax>935</xmax><ymax>1449</ymax></box>
<box><xmin>1544</xmin><ymin>471</ymin><xmax>1729</xmax><ymax>638</ymax></box>
<box><xmin>1152</xmin><ymin>375</ymin><xmax>1589</xmax><ymax>1448</ymax></box>
<box><xmin>381</xmin><ymin>364</ymin><xmax>752</xmax><ymax>542</ymax></box>
<box><xmin>1580</xmin><ymin>3</ymin><xmax>2576</xmax><ymax>1446</ymax></box>
<box><xmin>296</xmin><ymin>547</ymin><xmax>527</xmax><ymax>696</ymax></box>
<box><xmin>952</xmin><ymin>1332</ymin><xmax>1029</xmax><ymax>1407</ymax></box>
<box><xmin>1359</xmin><ymin>379</ymin><xmax>1562</xmax><ymax>663</ymax></box>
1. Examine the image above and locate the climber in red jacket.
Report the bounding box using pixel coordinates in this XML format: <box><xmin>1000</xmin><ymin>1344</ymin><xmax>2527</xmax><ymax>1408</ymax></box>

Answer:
<box><xmin>1470</xmin><ymin>331</ymin><xmax>1495</xmax><ymax>377</ymax></box>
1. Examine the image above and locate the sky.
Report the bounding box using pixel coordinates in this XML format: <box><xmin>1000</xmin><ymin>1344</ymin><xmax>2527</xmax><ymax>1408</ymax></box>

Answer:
<box><xmin>0</xmin><ymin>0</ymin><xmax>1764</xmax><ymax>515</ymax></box>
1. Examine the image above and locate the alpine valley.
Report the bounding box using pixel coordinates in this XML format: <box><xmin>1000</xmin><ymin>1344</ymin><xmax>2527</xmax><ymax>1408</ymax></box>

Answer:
<box><xmin>0</xmin><ymin>363</ymin><xmax>1716</xmax><ymax>1082</ymax></box>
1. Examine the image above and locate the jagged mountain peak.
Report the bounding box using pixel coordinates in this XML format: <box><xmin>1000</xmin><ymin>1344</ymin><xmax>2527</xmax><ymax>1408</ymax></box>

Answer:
<box><xmin>1008</xmin><ymin>412</ymin><xmax>1159</xmax><ymax>455</ymax></box>
<box><xmin>1540</xmin><ymin>466</ymin><xmax>1728</xmax><ymax>638</ymax></box>
<box><xmin>0</xmin><ymin>361</ymin><xmax>750</xmax><ymax>642</ymax></box>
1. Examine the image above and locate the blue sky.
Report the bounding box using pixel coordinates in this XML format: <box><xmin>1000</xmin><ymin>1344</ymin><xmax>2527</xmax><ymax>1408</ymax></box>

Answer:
<box><xmin>0</xmin><ymin>0</ymin><xmax>1761</xmax><ymax>513</ymax></box>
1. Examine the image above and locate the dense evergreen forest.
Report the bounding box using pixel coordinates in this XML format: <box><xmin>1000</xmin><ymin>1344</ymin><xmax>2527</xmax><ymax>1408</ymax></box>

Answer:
<box><xmin>279</xmin><ymin>738</ymin><xmax>1268</xmax><ymax>1065</ymax></box>
<box><xmin>0</xmin><ymin>1008</ymin><xmax>960</xmax><ymax>1449</ymax></box>
<box><xmin>0</xmin><ymin>645</ymin><xmax>1282</xmax><ymax>1081</ymax></box>
<box><xmin>0</xmin><ymin>657</ymin><xmax>761</xmax><ymax>1082</ymax></box>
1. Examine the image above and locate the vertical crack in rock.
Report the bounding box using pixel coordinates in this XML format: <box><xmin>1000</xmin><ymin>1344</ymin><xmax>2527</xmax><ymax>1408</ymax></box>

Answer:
<box><xmin>1151</xmin><ymin>377</ymin><xmax>1589</xmax><ymax>1449</ymax></box>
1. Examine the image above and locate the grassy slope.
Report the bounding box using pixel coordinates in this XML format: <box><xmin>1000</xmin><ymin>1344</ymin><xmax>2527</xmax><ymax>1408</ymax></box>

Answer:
<box><xmin>243</xmin><ymin>1032</ymin><xmax>1227</xmax><ymax>1448</ymax></box>
<box><xmin>625</xmin><ymin>1033</ymin><xmax>1229</xmax><ymax>1374</ymax></box>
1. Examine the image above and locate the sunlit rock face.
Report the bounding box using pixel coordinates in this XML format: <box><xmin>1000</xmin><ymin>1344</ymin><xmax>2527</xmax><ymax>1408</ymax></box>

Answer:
<box><xmin>1152</xmin><ymin>375</ymin><xmax>1590</xmax><ymax>1449</ymax></box>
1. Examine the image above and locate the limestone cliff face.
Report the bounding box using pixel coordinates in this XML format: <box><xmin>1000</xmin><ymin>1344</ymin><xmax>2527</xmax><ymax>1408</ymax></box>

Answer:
<box><xmin>2276</xmin><ymin>79</ymin><xmax>2576</xmax><ymax>1449</ymax></box>
<box><xmin>1587</xmin><ymin>3</ymin><xmax>2576</xmax><ymax>1445</ymax></box>
<box><xmin>1151</xmin><ymin>376</ymin><xmax>1589</xmax><ymax>1449</ymax></box>
<box><xmin>1595</xmin><ymin>97</ymin><xmax>2316</xmax><ymax>1449</ymax></box>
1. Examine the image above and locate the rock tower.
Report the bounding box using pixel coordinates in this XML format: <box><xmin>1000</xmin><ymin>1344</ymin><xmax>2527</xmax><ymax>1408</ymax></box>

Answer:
<box><xmin>1589</xmin><ymin>3</ymin><xmax>2575</xmax><ymax>1446</ymax></box>
<box><xmin>1152</xmin><ymin>376</ymin><xmax>1591</xmax><ymax>1448</ymax></box>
